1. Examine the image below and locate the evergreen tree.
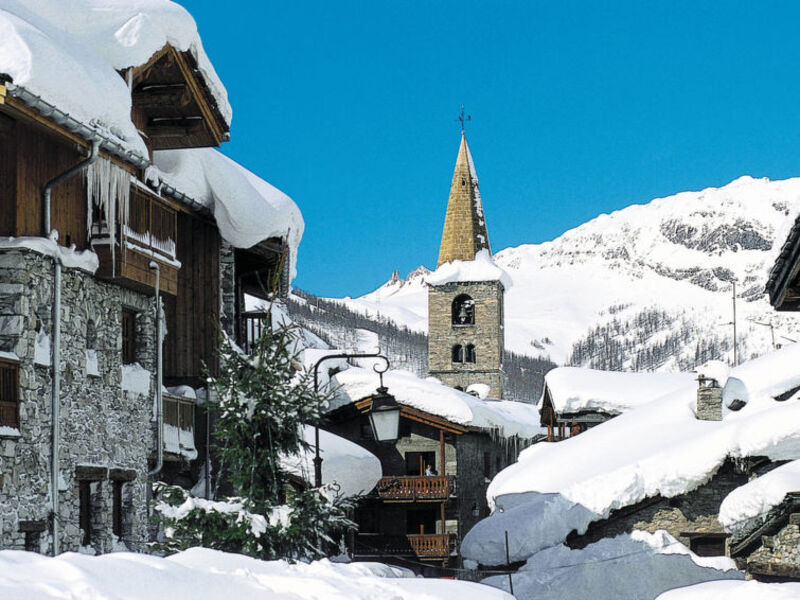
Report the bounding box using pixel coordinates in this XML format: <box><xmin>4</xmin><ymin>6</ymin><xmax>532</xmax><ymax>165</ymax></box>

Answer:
<box><xmin>154</xmin><ymin>313</ymin><xmax>355</xmax><ymax>560</ymax></box>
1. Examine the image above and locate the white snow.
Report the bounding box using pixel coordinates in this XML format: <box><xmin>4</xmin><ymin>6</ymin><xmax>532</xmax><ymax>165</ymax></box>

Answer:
<box><xmin>166</xmin><ymin>385</ymin><xmax>197</xmax><ymax>400</ymax></box>
<box><xmin>0</xmin><ymin>236</ymin><xmax>99</xmax><ymax>273</ymax></box>
<box><xmin>0</xmin><ymin>351</ymin><xmax>19</xmax><ymax>362</ymax></box>
<box><xmin>719</xmin><ymin>459</ymin><xmax>800</xmax><ymax>535</ymax></box>
<box><xmin>0</xmin><ymin>426</ymin><xmax>20</xmax><ymax>438</ymax></box>
<box><xmin>163</xmin><ymin>423</ymin><xmax>198</xmax><ymax>461</ymax></box>
<box><xmin>0</xmin><ymin>0</ymin><xmax>230</xmax><ymax>160</ymax></box>
<box><xmin>331</xmin><ymin>367</ymin><xmax>543</xmax><ymax>439</ymax></box>
<box><xmin>33</xmin><ymin>329</ymin><xmax>50</xmax><ymax>367</ymax></box>
<box><xmin>0</xmin><ymin>547</ymin><xmax>513</xmax><ymax>600</ymax></box>
<box><xmin>462</xmin><ymin>344</ymin><xmax>800</xmax><ymax>565</ymax></box>
<box><xmin>280</xmin><ymin>425</ymin><xmax>382</xmax><ymax>498</ymax></box>
<box><xmin>85</xmin><ymin>349</ymin><xmax>99</xmax><ymax>377</ymax></box>
<box><xmin>467</xmin><ymin>383</ymin><xmax>491</xmax><ymax>399</ymax></box>
<box><xmin>120</xmin><ymin>363</ymin><xmax>151</xmax><ymax>395</ymax></box>
<box><xmin>153</xmin><ymin>148</ymin><xmax>304</xmax><ymax>279</ymax></box>
<box><xmin>656</xmin><ymin>579</ymin><xmax>800</xmax><ymax>600</ymax></box>
<box><xmin>427</xmin><ymin>249</ymin><xmax>511</xmax><ymax>288</ymax></box>
<box><xmin>541</xmin><ymin>367</ymin><xmax>695</xmax><ymax>415</ymax></box>
<box><xmin>481</xmin><ymin>530</ymin><xmax>742</xmax><ymax>600</ymax></box>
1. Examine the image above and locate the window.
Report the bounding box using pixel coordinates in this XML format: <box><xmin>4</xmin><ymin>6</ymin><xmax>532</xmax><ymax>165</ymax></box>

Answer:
<box><xmin>451</xmin><ymin>295</ymin><xmax>475</xmax><ymax>325</ymax></box>
<box><xmin>0</xmin><ymin>359</ymin><xmax>19</xmax><ymax>429</ymax></box>
<box><xmin>121</xmin><ymin>309</ymin><xmax>136</xmax><ymax>364</ymax></box>
<box><xmin>112</xmin><ymin>481</ymin><xmax>123</xmax><ymax>538</ymax></box>
<box><xmin>465</xmin><ymin>344</ymin><xmax>476</xmax><ymax>363</ymax></box>
<box><xmin>79</xmin><ymin>481</ymin><xmax>92</xmax><ymax>547</ymax></box>
<box><xmin>688</xmin><ymin>535</ymin><xmax>727</xmax><ymax>557</ymax></box>
<box><xmin>452</xmin><ymin>345</ymin><xmax>463</xmax><ymax>363</ymax></box>
<box><xmin>405</xmin><ymin>451</ymin><xmax>436</xmax><ymax>476</ymax></box>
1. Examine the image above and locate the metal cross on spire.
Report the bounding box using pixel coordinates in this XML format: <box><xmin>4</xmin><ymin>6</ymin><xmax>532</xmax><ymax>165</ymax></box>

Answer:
<box><xmin>457</xmin><ymin>104</ymin><xmax>471</xmax><ymax>133</ymax></box>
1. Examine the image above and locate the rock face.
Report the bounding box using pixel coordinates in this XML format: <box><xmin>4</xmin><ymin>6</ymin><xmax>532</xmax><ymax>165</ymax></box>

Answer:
<box><xmin>0</xmin><ymin>248</ymin><xmax>154</xmax><ymax>554</ymax></box>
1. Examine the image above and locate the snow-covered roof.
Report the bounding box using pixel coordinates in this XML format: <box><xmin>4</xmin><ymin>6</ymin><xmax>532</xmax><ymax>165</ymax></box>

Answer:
<box><xmin>541</xmin><ymin>367</ymin><xmax>696</xmax><ymax>415</ymax></box>
<box><xmin>280</xmin><ymin>425</ymin><xmax>382</xmax><ymax>498</ymax></box>
<box><xmin>656</xmin><ymin>579</ymin><xmax>800</xmax><ymax>600</ymax></box>
<box><xmin>330</xmin><ymin>367</ymin><xmax>543</xmax><ymax>439</ymax></box>
<box><xmin>427</xmin><ymin>249</ymin><xmax>511</xmax><ymax>288</ymax></box>
<box><xmin>463</xmin><ymin>344</ymin><xmax>800</xmax><ymax>565</ymax></box>
<box><xmin>0</xmin><ymin>547</ymin><xmax>513</xmax><ymax>600</ymax></box>
<box><xmin>153</xmin><ymin>149</ymin><xmax>304</xmax><ymax>279</ymax></box>
<box><xmin>719</xmin><ymin>459</ymin><xmax>800</xmax><ymax>536</ymax></box>
<box><xmin>0</xmin><ymin>0</ymin><xmax>230</xmax><ymax>160</ymax></box>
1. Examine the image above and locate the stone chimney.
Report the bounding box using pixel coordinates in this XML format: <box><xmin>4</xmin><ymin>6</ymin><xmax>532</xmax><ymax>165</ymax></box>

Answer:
<box><xmin>696</xmin><ymin>374</ymin><xmax>723</xmax><ymax>421</ymax></box>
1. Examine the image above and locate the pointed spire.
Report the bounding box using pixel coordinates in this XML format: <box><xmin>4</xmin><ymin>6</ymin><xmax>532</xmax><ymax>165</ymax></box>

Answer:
<box><xmin>437</xmin><ymin>132</ymin><xmax>491</xmax><ymax>267</ymax></box>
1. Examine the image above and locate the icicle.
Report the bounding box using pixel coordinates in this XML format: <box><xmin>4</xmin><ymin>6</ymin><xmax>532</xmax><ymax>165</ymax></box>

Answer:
<box><xmin>87</xmin><ymin>157</ymin><xmax>130</xmax><ymax>277</ymax></box>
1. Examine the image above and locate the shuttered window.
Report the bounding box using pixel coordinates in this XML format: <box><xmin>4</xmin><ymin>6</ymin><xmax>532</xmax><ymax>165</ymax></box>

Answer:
<box><xmin>0</xmin><ymin>359</ymin><xmax>19</xmax><ymax>429</ymax></box>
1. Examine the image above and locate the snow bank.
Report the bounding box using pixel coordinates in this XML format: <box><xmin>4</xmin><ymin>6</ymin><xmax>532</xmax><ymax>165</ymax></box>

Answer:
<box><xmin>481</xmin><ymin>530</ymin><xmax>742</xmax><ymax>600</ymax></box>
<box><xmin>719</xmin><ymin>459</ymin><xmax>800</xmax><ymax>535</ymax></box>
<box><xmin>154</xmin><ymin>149</ymin><xmax>304</xmax><ymax>279</ymax></box>
<box><xmin>656</xmin><ymin>579</ymin><xmax>800</xmax><ymax>600</ymax></box>
<box><xmin>0</xmin><ymin>236</ymin><xmax>99</xmax><ymax>273</ymax></box>
<box><xmin>0</xmin><ymin>0</ymin><xmax>230</xmax><ymax>160</ymax></box>
<box><xmin>121</xmin><ymin>363</ymin><xmax>151</xmax><ymax>395</ymax></box>
<box><xmin>463</xmin><ymin>344</ymin><xmax>800</xmax><ymax>565</ymax></box>
<box><xmin>280</xmin><ymin>425</ymin><xmax>382</xmax><ymax>498</ymax></box>
<box><xmin>428</xmin><ymin>249</ymin><xmax>511</xmax><ymax>288</ymax></box>
<box><xmin>541</xmin><ymin>367</ymin><xmax>695</xmax><ymax>414</ymax></box>
<box><xmin>331</xmin><ymin>367</ymin><xmax>543</xmax><ymax>439</ymax></box>
<box><xmin>0</xmin><ymin>547</ymin><xmax>513</xmax><ymax>600</ymax></box>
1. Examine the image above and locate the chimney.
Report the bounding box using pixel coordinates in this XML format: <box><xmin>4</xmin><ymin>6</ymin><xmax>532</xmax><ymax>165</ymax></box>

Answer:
<box><xmin>696</xmin><ymin>374</ymin><xmax>722</xmax><ymax>421</ymax></box>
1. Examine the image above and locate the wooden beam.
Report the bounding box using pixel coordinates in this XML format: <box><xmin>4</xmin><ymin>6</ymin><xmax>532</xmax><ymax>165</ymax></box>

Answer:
<box><xmin>172</xmin><ymin>48</ymin><xmax>225</xmax><ymax>145</ymax></box>
<box><xmin>0</xmin><ymin>84</ymin><xmax>5</xmax><ymax>104</ymax></box>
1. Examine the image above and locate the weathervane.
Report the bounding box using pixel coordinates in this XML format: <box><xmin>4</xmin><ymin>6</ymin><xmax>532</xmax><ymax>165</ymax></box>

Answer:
<box><xmin>457</xmin><ymin>104</ymin><xmax>471</xmax><ymax>133</ymax></box>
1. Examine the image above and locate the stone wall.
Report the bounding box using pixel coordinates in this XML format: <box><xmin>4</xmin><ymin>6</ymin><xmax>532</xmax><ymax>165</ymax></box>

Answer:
<box><xmin>428</xmin><ymin>281</ymin><xmax>504</xmax><ymax>398</ymax></box>
<box><xmin>747</xmin><ymin>514</ymin><xmax>800</xmax><ymax>580</ymax></box>
<box><xmin>0</xmin><ymin>247</ymin><xmax>155</xmax><ymax>554</ymax></box>
<box><xmin>568</xmin><ymin>460</ymin><xmax>748</xmax><ymax>551</ymax></box>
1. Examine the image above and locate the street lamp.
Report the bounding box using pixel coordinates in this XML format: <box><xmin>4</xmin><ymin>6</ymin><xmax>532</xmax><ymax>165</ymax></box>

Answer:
<box><xmin>312</xmin><ymin>352</ymin><xmax>390</xmax><ymax>488</ymax></box>
<box><xmin>367</xmin><ymin>361</ymin><xmax>400</xmax><ymax>443</ymax></box>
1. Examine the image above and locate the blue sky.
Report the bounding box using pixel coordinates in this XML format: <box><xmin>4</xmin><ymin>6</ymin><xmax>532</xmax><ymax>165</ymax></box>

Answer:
<box><xmin>183</xmin><ymin>1</ymin><xmax>800</xmax><ymax>297</ymax></box>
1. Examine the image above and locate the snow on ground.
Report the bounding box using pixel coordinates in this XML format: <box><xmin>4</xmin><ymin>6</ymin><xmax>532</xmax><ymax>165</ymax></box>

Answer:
<box><xmin>0</xmin><ymin>0</ymin><xmax>229</xmax><ymax>160</ymax></box>
<box><xmin>280</xmin><ymin>425</ymin><xmax>382</xmax><ymax>498</ymax></box>
<box><xmin>330</xmin><ymin>367</ymin><xmax>544</xmax><ymax>439</ymax></box>
<box><xmin>719</xmin><ymin>459</ymin><xmax>800</xmax><ymax>535</ymax></box>
<box><xmin>0</xmin><ymin>547</ymin><xmax>513</xmax><ymax>600</ymax></box>
<box><xmin>427</xmin><ymin>249</ymin><xmax>511</xmax><ymax>288</ymax></box>
<box><xmin>462</xmin><ymin>344</ymin><xmax>800</xmax><ymax>565</ymax></box>
<box><xmin>541</xmin><ymin>367</ymin><xmax>696</xmax><ymax>414</ymax></box>
<box><xmin>154</xmin><ymin>149</ymin><xmax>303</xmax><ymax>279</ymax></box>
<box><xmin>480</xmin><ymin>530</ymin><xmax>742</xmax><ymax>600</ymax></box>
<box><xmin>656</xmin><ymin>579</ymin><xmax>800</xmax><ymax>600</ymax></box>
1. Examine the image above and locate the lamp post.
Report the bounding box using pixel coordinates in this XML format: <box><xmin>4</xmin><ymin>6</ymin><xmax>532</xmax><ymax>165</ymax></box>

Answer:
<box><xmin>312</xmin><ymin>352</ymin><xmax>390</xmax><ymax>488</ymax></box>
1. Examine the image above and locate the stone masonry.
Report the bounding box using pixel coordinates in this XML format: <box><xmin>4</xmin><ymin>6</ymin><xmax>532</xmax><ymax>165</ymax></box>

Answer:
<box><xmin>0</xmin><ymin>247</ymin><xmax>155</xmax><ymax>554</ymax></box>
<box><xmin>428</xmin><ymin>280</ymin><xmax>504</xmax><ymax>399</ymax></box>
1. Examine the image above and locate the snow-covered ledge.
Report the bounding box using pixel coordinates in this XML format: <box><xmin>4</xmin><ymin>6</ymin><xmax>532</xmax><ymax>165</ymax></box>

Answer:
<box><xmin>0</xmin><ymin>236</ymin><xmax>99</xmax><ymax>273</ymax></box>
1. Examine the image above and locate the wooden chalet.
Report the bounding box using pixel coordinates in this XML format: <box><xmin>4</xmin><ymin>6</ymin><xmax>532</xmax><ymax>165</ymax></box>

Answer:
<box><xmin>324</xmin><ymin>391</ymin><xmax>525</xmax><ymax>572</ymax></box>
<box><xmin>0</xmin><ymin>17</ymin><xmax>294</xmax><ymax>552</ymax></box>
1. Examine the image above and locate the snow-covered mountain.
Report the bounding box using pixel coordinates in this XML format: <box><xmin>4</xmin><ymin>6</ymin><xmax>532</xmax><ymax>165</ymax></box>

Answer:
<box><xmin>335</xmin><ymin>176</ymin><xmax>800</xmax><ymax>371</ymax></box>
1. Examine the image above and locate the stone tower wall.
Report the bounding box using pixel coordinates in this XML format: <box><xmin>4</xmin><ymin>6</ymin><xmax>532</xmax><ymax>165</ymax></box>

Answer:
<box><xmin>0</xmin><ymin>247</ymin><xmax>154</xmax><ymax>554</ymax></box>
<box><xmin>428</xmin><ymin>280</ymin><xmax>504</xmax><ymax>398</ymax></box>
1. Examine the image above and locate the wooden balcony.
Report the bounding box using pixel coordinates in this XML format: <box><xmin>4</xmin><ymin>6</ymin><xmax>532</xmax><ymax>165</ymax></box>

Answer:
<box><xmin>408</xmin><ymin>534</ymin><xmax>453</xmax><ymax>559</ymax></box>
<box><xmin>94</xmin><ymin>187</ymin><xmax>179</xmax><ymax>296</ymax></box>
<box><xmin>376</xmin><ymin>476</ymin><xmax>453</xmax><ymax>502</ymax></box>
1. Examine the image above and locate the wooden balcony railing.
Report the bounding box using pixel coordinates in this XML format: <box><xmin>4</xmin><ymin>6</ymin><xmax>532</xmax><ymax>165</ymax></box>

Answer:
<box><xmin>376</xmin><ymin>476</ymin><xmax>453</xmax><ymax>502</ymax></box>
<box><xmin>241</xmin><ymin>311</ymin><xmax>270</xmax><ymax>354</ymax></box>
<box><xmin>162</xmin><ymin>394</ymin><xmax>196</xmax><ymax>459</ymax></box>
<box><xmin>354</xmin><ymin>533</ymin><xmax>453</xmax><ymax>560</ymax></box>
<box><xmin>408</xmin><ymin>534</ymin><xmax>452</xmax><ymax>559</ymax></box>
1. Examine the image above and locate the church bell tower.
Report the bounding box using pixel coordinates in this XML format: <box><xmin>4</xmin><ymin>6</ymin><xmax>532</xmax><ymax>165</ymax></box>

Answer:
<box><xmin>427</xmin><ymin>130</ymin><xmax>505</xmax><ymax>398</ymax></box>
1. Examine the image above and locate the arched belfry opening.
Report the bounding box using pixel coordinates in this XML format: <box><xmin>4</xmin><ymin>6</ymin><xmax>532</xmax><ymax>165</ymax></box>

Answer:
<box><xmin>452</xmin><ymin>295</ymin><xmax>474</xmax><ymax>325</ymax></box>
<box><xmin>452</xmin><ymin>345</ymin><xmax>464</xmax><ymax>363</ymax></box>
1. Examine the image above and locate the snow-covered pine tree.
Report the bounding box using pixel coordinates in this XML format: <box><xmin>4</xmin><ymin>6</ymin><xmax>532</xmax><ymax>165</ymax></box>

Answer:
<box><xmin>154</xmin><ymin>313</ymin><xmax>355</xmax><ymax>561</ymax></box>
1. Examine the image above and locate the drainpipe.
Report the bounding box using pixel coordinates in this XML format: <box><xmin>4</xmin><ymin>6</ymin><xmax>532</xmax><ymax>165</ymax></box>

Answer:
<box><xmin>42</xmin><ymin>139</ymin><xmax>100</xmax><ymax>557</ymax></box>
<box><xmin>147</xmin><ymin>261</ymin><xmax>164</xmax><ymax>478</ymax></box>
